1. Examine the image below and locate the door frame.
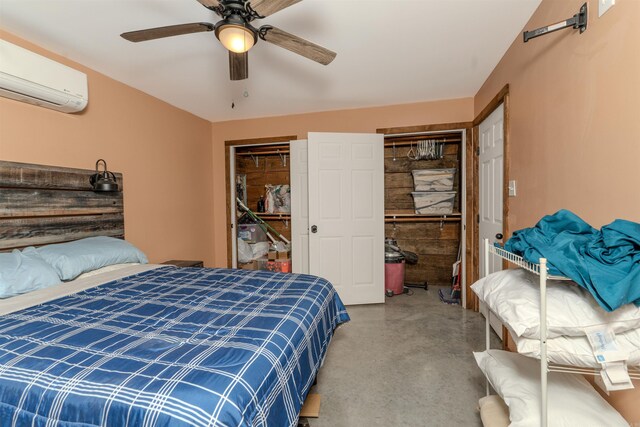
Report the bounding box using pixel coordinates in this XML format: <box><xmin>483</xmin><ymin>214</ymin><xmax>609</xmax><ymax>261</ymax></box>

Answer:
<box><xmin>224</xmin><ymin>135</ymin><xmax>298</xmax><ymax>268</ymax></box>
<box><xmin>377</xmin><ymin>121</ymin><xmax>472</xmax><ymax>307</ymax></box>
<box><xmin>469</xmin><ymin>84</ymin><xmax>511</xmax><ymax>311</ymax></box>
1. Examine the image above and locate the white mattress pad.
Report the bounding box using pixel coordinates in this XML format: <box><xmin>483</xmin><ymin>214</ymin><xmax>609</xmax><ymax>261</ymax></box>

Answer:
<box><xmin>0</xmin><ymin>264</ymin><xmax>162</xmax><ymax>316</ymax></box>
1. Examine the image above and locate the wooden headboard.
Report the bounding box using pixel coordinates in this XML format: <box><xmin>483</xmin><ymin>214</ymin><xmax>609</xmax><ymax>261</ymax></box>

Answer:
<box><xmin>0</xmin><ymin>160</ymin><xmax>124</xmax><ymax>251</ymax></box>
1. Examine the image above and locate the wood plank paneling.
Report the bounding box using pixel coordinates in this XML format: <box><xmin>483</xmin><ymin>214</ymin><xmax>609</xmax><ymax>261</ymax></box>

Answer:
<box><xmin>384</xmin><ymin>142</ymin><xmax>460</xmax><ymax>213</ymax></box>
<box><xmin>384</xmin><ymin>156</ymin><xmax>458</xmax><ymax>173</ymax></box>
<box><xmin>235</xmin><ymin>147</ymin><xmax>292</xmax><ymax>242</ymax></box>
<box><xmin>379</xmin><ymin>127</ymin><xmax>466</xmax><ymax>289</ymax></box>
<box><xmin>225</xmin><ymin>136</ymin><xmax>297</xmax><ymax>267</ymax></box>
<box><xmin>0</xmin><ymin>214</ymin><xmax>124</xmax><ymax>250</ymax></box>
<box><xmin>0</xmin><ymin>160</ymin><xmax>123</xmax><ymax>190</ymax></box>
<box><xmin>0</xmin><ymin>189</ymin><xmax>123</xmax><ymax>217</ymax></box>
<box><xmin>387</xmin><ymin>222</ymin><xmax>460</xmax><ymax>240</ymax></box>
<box><xmin>386</xmin><ymin>216</ymin><xmax>461</xmax><ymax>286</ymax></box>
<box><xmin>0</xmin><ymin>160</ymin><xmax>125</xmax><ymax>251</ymax></box>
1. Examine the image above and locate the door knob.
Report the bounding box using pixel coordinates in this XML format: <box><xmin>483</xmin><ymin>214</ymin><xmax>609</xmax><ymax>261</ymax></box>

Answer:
<box><xmin>311</xmin><ymin>225</ymin><xmax>318</xmax><ymax>233</ymax></box>
<box><xmin>495</xmin><ymin>233</ymin><xmax>503</xmax><ymax>240</ymax></box>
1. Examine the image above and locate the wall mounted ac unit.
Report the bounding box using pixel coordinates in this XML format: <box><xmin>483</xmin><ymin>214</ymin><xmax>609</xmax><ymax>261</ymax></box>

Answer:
<box><xmin>0</xmin><ymin>39</ymin><xmax>88</xmax><ymax>113</ymax></box>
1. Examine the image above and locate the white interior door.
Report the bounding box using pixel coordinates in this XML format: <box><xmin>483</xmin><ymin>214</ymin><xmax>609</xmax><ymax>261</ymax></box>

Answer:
<box><xmin>290</xmin><ymin>139</ymin><xmax>309</xmax><ymax>274</ymax></box>
<box><xmin>479</xmin><ymin>103</ymin><xmax>505</xmax><ymax>338</ymax></box>
<box><xmin>308</xmin><ymin>132</ymin><xmax>384</xmax><ymax>305</ymax></box>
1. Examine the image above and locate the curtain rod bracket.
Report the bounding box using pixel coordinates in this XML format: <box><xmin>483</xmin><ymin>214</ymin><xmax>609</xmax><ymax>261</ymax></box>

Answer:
<box><xmin>523</xmin><ymin>2</ymin><xmax>587</xmax><ymax>43</ymax></box>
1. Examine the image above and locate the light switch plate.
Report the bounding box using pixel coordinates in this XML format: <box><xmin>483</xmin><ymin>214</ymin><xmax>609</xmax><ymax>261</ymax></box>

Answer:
<box><xmin>599</xmin><ymin>0</ymin><xmax>615</xmax><ymax>17</ymax></box>
<box><xmin>508</xmin><ymin>180</ymin><xmax>517</xmax><ymax>197</ymax></box>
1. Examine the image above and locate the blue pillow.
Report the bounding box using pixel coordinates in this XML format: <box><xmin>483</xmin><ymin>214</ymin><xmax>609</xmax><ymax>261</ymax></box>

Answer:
<box><xmin>0</xmin><ymin>250</ymin><xmax>62</xmax><ymax>298</ymax></box>
<box><xmin>34</xmin><ymin>236</ymin><xmax>148</xmax><ymax>281</ymax></box>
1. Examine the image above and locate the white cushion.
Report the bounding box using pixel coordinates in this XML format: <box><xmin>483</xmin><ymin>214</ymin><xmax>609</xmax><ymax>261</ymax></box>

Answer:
<box><xmin>474</xmin><ymin>350</ymin><xmax>629</xmax><ymax>427</ymax></box>
<box><xmin>471</xmin><ymin>269</ymin><xmax>640</xmax><ymax>339</ymax></box>
<box><xmin>512</xmin><ymin>328</ymin><xmax>640</xmax><ymax>368</ymax></box>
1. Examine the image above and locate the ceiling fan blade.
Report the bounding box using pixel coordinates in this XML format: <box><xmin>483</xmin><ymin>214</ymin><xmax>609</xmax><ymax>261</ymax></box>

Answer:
<box><xmin>121</xmin><ymin>23</ymin><xmax>214</xmax><ymax>43</ymax></box>
<box><xmin>260</xmin><ymin>26</ymin><xmax>336</xmax><ymax>65</ymax></box>
<box><xmin>196</xmin><ymin>0</ymin><xmax>221</xmax><ymax>10</ymax></box>
<box><xmin>249</xmin><ymin>0</ymin><xmax>301</xmax><ymax>17</ymax></box>
<box><xmin>229</xmin><ymin>51</ymin><xmax>248</xmax><ymax>81</ymax></box>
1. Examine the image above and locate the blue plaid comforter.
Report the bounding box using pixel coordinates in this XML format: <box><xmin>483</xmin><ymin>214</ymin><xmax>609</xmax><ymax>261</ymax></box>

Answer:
<box><xmin>0</xmin><ymin>267</ymin><xmax>350</xmax><ymax>427</ymax></box>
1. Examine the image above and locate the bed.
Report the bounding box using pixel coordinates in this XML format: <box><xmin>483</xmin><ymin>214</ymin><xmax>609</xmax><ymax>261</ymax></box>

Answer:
<box><xmin>0</xmin><ymin>160</ymin><xmax>349</xmax><ymax>426</ymax></box>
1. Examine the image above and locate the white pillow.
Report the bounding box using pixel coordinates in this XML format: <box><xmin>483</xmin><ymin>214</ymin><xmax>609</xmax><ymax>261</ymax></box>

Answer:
<box><xmin>512</xmin><ymin>328</ymin><xmax>640</xmax><ymax>368</ymax></box>
<box><xmin>471</xmin><ymin>269</ymin><xmax>640</xmax><ymax>339</ymax></box>
<box><xmin>474</xmin><ymin>350</ymin><xmax>628</xmax><ymax>427</ymax></box>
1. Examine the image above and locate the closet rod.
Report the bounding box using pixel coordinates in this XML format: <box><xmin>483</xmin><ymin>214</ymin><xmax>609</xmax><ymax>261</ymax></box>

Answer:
<box><xmin>237</xmin><ymin>149</ymin><xmax>290</xmax><ymax>156</ymax></box>
<box><xmin>383</xmin><ymin>139</ymin><xmax>461</xmax><ymax>148</ymax></box>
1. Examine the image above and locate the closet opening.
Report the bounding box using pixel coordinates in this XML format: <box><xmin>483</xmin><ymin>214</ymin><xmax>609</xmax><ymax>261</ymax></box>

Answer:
<box><xmin>225</xmin><ymin>135</ymin><xmax>297</xmax><ymax>270</ymax></box>
<box><xmin>378</xmin><ymin>123</ymin><xmax>472</xmax><ymax>308</ymax></box>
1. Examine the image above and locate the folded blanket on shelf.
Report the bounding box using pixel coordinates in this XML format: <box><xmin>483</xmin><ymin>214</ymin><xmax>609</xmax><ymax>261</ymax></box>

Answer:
<box><xmin>505</xmin><ymin>209</ymin><xmax>640</xmax><ymax>312</ymax></box>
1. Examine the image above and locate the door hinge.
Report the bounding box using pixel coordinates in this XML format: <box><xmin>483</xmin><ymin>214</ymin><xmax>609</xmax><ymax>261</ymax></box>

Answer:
<box><xmin>476</xmin><ymin>147</ymin><xmax>480</xmax><ymax>156</ymax></box>
<box><xmin>477</xmin><ymin>214</ymin><xmax>480</xmax><ymax>224</ymax></box>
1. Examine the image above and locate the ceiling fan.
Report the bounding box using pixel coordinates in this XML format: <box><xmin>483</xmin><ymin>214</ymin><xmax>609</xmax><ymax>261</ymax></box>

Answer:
<box><xmin>120</xmin><ymin>0</ymin><xmax>336</xmax><ymax>81</ymax></box>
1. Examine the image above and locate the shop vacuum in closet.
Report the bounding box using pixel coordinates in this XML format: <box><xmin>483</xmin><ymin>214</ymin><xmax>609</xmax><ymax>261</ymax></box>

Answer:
<box><xmin>384</xmin><ymin>238</ymin><xmax>426</xmax><ymax>296</ymax></box>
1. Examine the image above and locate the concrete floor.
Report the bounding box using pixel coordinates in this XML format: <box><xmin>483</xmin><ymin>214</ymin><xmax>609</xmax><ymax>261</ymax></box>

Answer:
<box><xmin>309</xmin><ymin>286</ymin><xmax>499</xmax><ymax>427</ymax></box>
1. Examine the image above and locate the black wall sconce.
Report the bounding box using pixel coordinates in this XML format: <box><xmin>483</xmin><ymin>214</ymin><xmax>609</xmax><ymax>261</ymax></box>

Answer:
<box><xmin>89</xmin><ymin>159</ymin><xmax>119</xmax><ymax>192</ymax></box>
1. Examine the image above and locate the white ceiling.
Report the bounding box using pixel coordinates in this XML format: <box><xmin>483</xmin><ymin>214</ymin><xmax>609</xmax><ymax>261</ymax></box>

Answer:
<box><xmin>0</xmin><ymin>0</ymin><xmax>541</xmax><ymax>122</ymax></box>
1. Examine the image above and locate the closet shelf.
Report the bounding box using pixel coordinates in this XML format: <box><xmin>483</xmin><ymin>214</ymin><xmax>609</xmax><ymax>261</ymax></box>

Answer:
<box><xmin>254</xmin><ymin>213</ymin><xmax>291</xmax><ymax>220</ymax></box>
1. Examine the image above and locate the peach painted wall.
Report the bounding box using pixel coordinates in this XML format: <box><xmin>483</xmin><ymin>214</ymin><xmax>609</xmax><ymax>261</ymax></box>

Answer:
<box><xmin>210</xmin><ymin>98</ymin><xmax>474</xmax><ymax>266</ymax></box>
<box><xmin>475</xmin><ymin>0</ymin><xmax>640</xmax><ymax>420</ymax></box>
<box><xmin>475</xmin><ymin>0</ymin><xmax>640</xmax><ymax>232</ymax></box>
<box><xmin>0</xmin><ymin>31</ymin><xmax>215</xmax><ymax>266</ymax></box>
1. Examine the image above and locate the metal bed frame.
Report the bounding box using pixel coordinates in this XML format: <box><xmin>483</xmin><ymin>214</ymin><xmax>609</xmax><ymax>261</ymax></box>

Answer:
<box><xmin>482</xmin><ymin>238</ymin><xmax>640</xmax><ymax>427</ymax></box>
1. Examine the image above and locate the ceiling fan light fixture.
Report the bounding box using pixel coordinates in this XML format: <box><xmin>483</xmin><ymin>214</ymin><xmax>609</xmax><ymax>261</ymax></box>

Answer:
<box><xmin>216</xmin><ymin>24</ymin><xmax>256</xmax><ymax>53</ymax></box>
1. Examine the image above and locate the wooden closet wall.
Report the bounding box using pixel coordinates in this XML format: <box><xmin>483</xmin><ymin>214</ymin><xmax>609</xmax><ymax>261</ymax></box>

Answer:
<box><xmin>225</xmin><ymin>135</ymin><xmax>297</xmax><ymax>267</ymax></box>
<box><xmin>380</xmin><ymin>127</ymin><xmax>466</xmax><ymax>287</ymax></box>
<box><xmin>235</xmin><ymin>144</ymin><xmax>291</xmax><ymax>242</ymax></box>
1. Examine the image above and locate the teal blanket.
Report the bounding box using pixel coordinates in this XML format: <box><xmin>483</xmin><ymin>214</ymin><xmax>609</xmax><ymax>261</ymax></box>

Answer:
<box><xmin>504</xmin><ymin>210</ymin><xmax>640</xmax><ymax>312</ymax></box>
